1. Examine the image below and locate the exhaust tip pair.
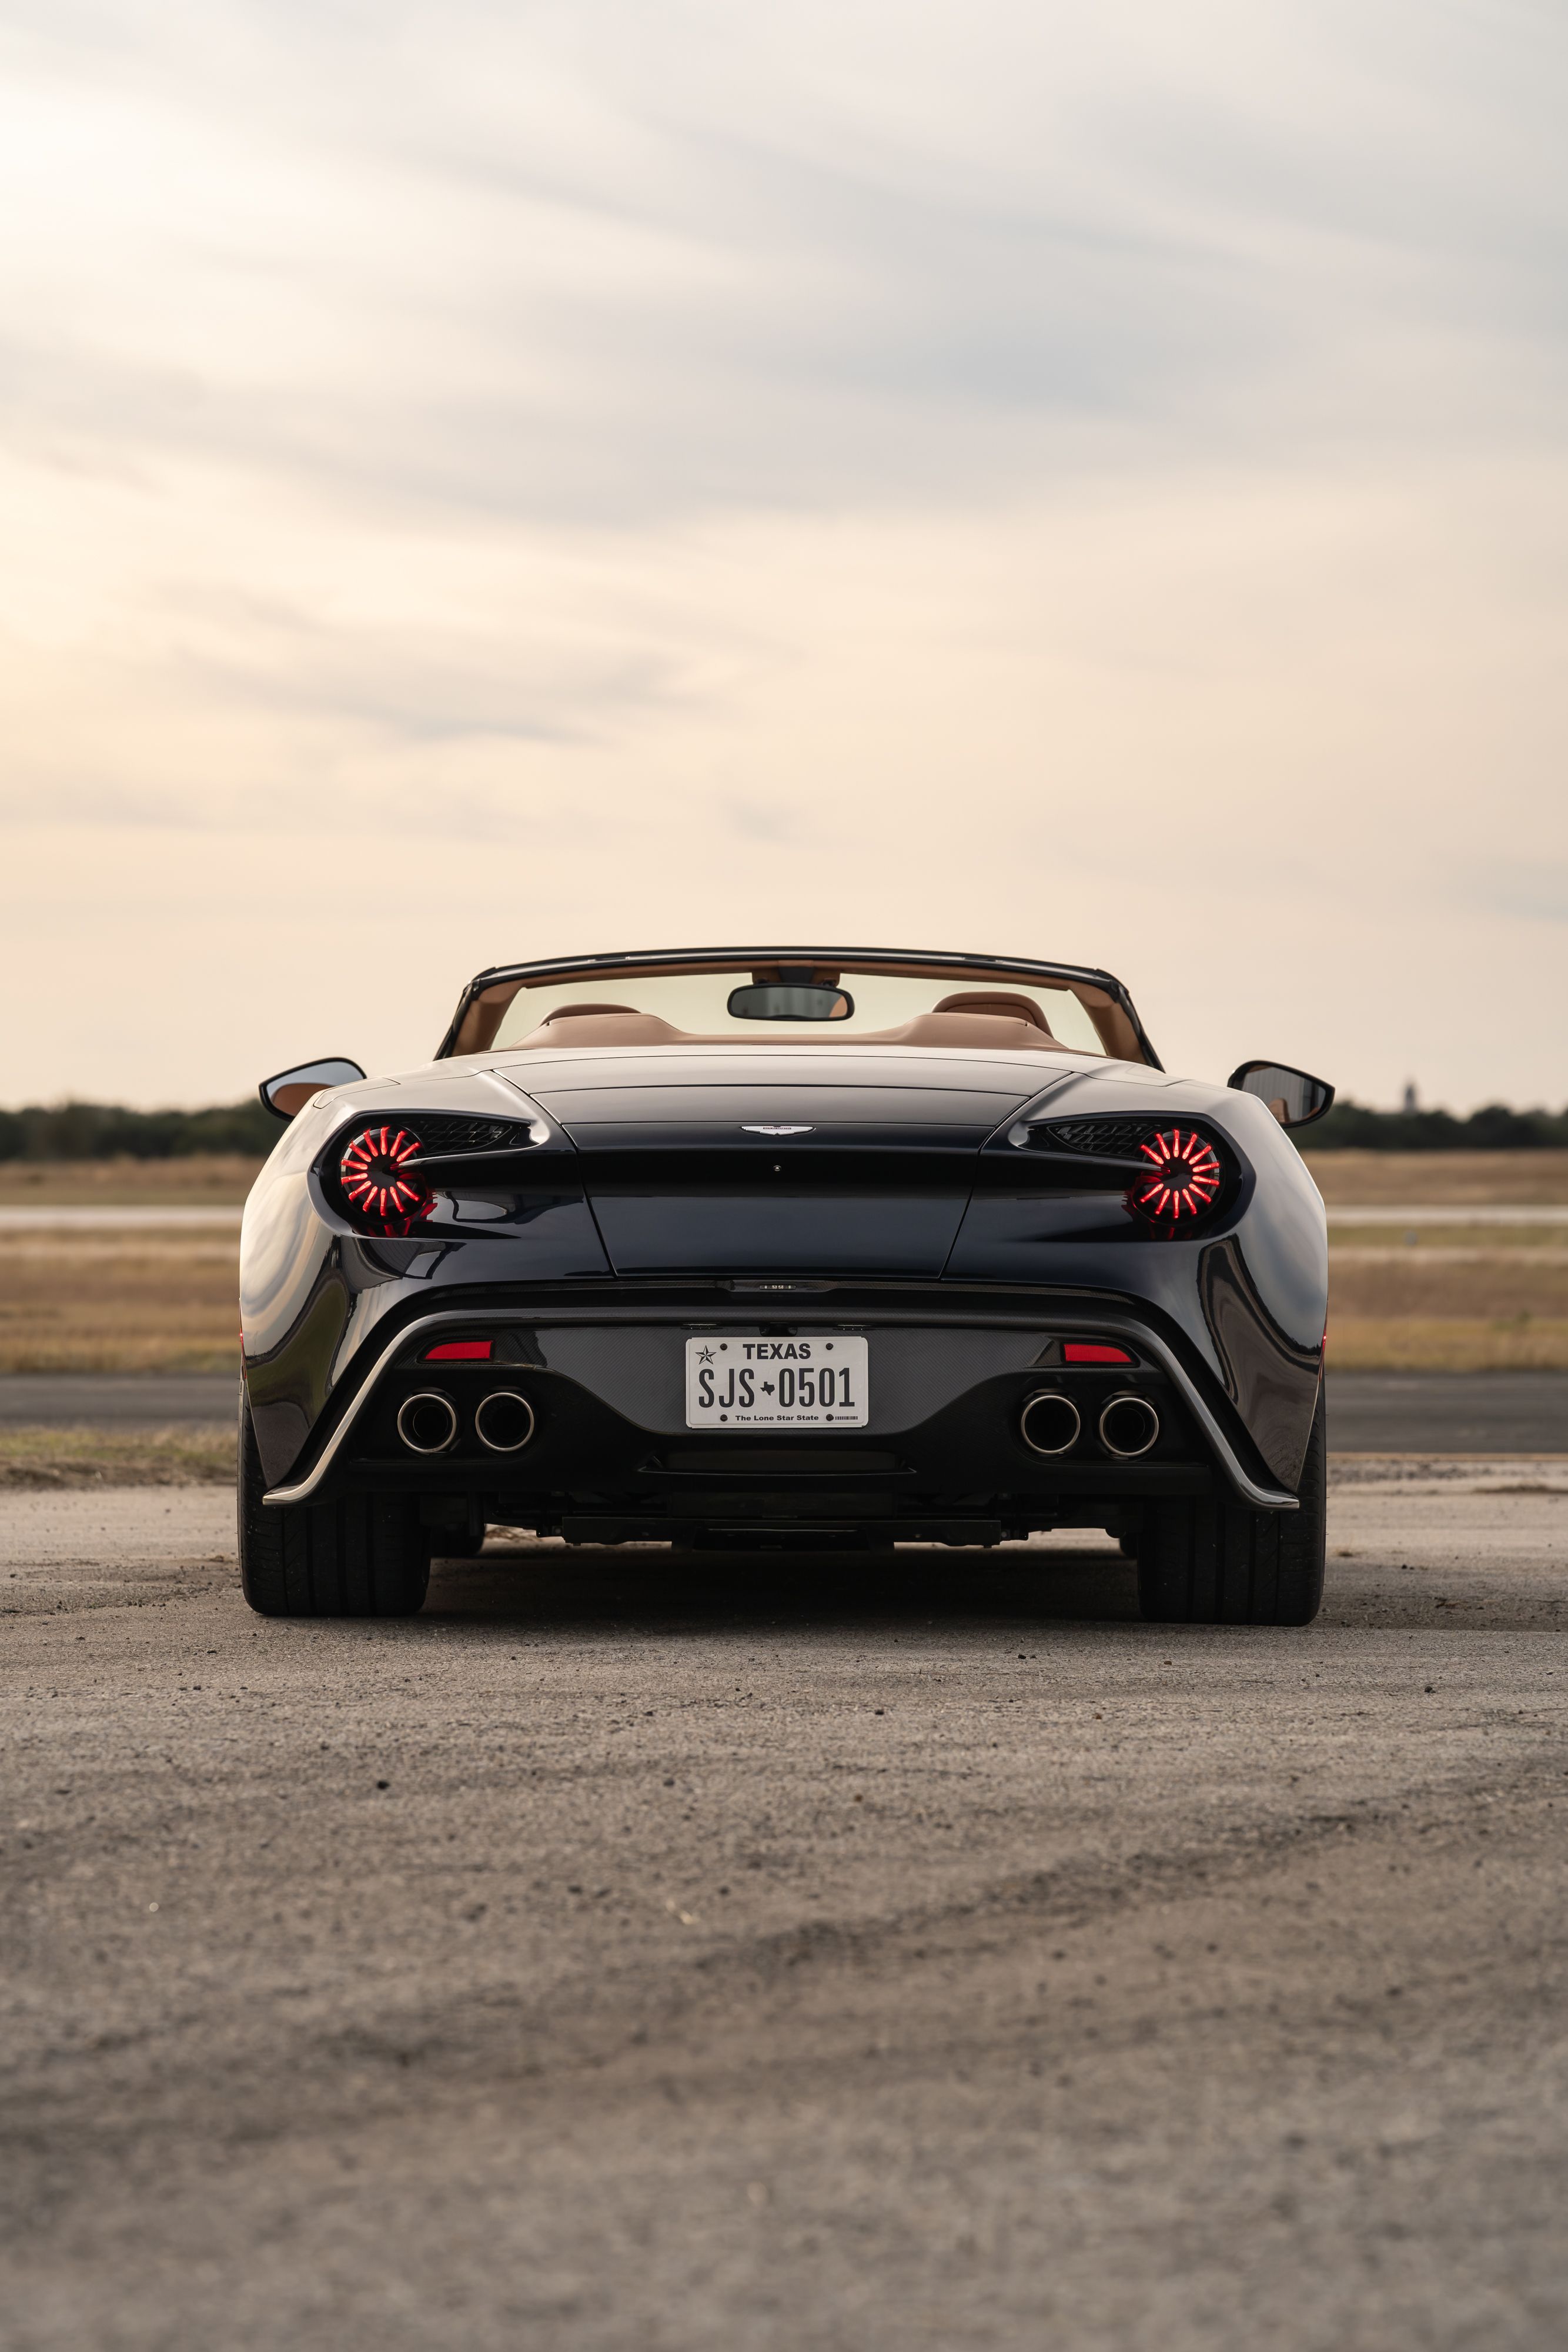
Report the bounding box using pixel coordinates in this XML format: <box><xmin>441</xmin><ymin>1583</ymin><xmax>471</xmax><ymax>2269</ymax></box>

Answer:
<box><xmin>396</xmin><ymin>1389</ymin><xmax>536</xmax><ymax>1455</ymax></box>
<box><xmin>1020</xmin><ymin>1390</ymin><xmax>1160</xmax><ymax>1460</ymax></box>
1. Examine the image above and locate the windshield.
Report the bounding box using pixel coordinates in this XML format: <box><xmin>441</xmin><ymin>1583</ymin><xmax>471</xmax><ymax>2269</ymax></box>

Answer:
<box><xmin>449</xmin><ymin>957</ymin><xmax>1147</xmax><ymax>1062</ymax></box>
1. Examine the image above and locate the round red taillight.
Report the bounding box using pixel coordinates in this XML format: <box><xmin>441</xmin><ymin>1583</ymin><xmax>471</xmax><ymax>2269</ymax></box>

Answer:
<box><xmin>339</xmin><ymin>1126</ymin><xmax>433</xmax><ymax>1222</ymax></box>
<box><xmin>1131</xmin><ymin>1128</ymin><xmax>1222</xmax><ymax>1222</ymax></box>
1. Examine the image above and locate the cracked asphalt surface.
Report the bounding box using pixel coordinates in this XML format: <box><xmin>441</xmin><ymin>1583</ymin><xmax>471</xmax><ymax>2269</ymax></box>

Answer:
<box><xmin>3</xmin><ymin>1469</ymin><xmax>1567</xmax><ymax>2350</ymax></box>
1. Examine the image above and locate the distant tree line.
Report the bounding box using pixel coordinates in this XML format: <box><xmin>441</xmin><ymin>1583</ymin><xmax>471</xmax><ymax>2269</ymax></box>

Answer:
<box><xmin>0</xmin><ymin>1100</ymin><xmax>278</xmax><ymax>1160</ymax></box>
<box><xmin>1306</xmin><ymin>1101</ymin><xmax>1568</xmax><ymax>1150</ymax></box>
<box><xmin>1</xmin><ymin>1094</ymin><xmax>1565</xmax><ymax>1158</ymax></box>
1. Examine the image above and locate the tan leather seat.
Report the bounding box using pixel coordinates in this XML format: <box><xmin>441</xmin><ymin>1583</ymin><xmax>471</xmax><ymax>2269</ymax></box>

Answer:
<box><xmin>505</xmin><ymin>996</ymin><xmax>1071</xmax><ymax>1054</ymax></box>
<box><xmin>537</xmin><ymin>1003</ymin><xmax>641</xmax><ymax>1021</ymax></box>
<box><xmin>877</xmin><ymin>1013</ymin><xmax>1067</xmax><ymax>1050</ymax></box>
<box><xmin>931</xmin><ymin>991</ymin><xmax>1057</xmax><ymax>1034</ymax></box>
<box><xmin>511</xmin><ymin>1008</ymin><xmax>687</xmax><ymax>1048</ymax></box>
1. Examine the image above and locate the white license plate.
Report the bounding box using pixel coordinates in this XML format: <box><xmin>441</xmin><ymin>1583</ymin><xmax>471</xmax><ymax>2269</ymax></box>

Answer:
<box><xmin>684</xmin><ymin>1335</ymin><xmax>868</xmax><ymax>1428</ymax></box>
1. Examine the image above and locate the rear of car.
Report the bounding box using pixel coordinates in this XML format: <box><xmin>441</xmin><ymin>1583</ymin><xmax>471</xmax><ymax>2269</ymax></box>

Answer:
<box><xmin>240</xmin><ymin>951</ymin><xmax>1328</xmax><ymax>1624</ymax></box>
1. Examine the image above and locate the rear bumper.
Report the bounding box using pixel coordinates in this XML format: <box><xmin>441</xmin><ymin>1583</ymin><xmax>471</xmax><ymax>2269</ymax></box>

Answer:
<box><xmin>259</xmin><ymin>1292</ymin><xmax>1300</xmax><ymax>1522</ymax></box>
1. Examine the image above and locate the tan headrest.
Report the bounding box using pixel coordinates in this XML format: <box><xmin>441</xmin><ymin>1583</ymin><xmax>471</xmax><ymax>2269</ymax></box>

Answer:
<box><xmin>932</xmin><ymin>991</ymin><xmax>1055</xmax><ymax>1034</ymax></box>
<box><xmin>540</xmin><ymin>1003</ymin><xmax>642</xmax><ymax>1022</ymax></box>
<box><xmin>887</xmin><ymin>1013</ymin><xmax>1068</xmax><ymax>1050</ymax></box>
<box><xmin>512</xmin><ymin>1010</ymin><xmax>686</xmax><ymax>1048</ymax></box>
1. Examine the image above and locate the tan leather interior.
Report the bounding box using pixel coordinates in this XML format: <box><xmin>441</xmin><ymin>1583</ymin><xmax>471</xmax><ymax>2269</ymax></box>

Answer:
<box><xmin>512</xmin><ymin>1011</ymin><xmax>688</xmax><ymax>1049</ymax></box>
<box><xmin>453</xmin><ymin>966</ymin><xmax>1148</xmax><ymax>1061</ymax></box>
<box><xmin>270</xmin><ymin>1080</ymin><xmax>331</xmax><ymax>1116</ymax></box>
<box><xmin>507</xmin><ymin>1008</ymin><xmax>1072</xmax><ymax>1053</ymax></box>
<box><xmin>537</xmin><ymin>1003</ymin><xmax>643</xmax><ymax>1021</ymax></box>
<box><xmin>869</xmin><ymin>1013</ymin><xmax>1066</xmax><ymax>1050</ymax></box>
<box><xmin>931</xmin><ymin>991</ymin><xmax>1056</xmax><ymax>1033</ymax></box>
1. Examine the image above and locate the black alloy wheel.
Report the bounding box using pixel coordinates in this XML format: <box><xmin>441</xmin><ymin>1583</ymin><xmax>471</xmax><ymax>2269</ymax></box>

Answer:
<box><xmin>238</xmin><ymin>1393</ymin><xmax>430</xmax><ymax>1618</ymax></box>
<box><xmin>1134</xmin><ymin>1385</ymin><xmax>1326</xmax><ymax>1627</ymax></box>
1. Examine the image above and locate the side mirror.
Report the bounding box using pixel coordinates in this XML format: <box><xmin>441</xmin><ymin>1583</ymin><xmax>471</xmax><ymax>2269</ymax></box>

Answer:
<box><xmin>259</xmin><ymin>1057</ymin><xmax>367</xmax><ymax>1121</ymax></box>
<box><xmin>1228</xmin><ymin>1061</ymin><xmax>1335</xmax><ymax>1131</ymax></box>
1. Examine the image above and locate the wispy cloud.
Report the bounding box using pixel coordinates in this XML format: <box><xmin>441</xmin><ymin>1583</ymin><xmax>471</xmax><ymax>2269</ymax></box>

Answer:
<box><xmin>1469</xmin><ymin>861</ymin><xmax>1568</xmax><ymax>925</ymax></box>
<box><xmin>0</xmin><ymin>1</ymin><xmax>1565</xmax><ymax>1103</ymax></box>
<box><xmin>2</xmin><ymin>1</ymin><xmax>1566</xmax><ymax>522</ymax></box>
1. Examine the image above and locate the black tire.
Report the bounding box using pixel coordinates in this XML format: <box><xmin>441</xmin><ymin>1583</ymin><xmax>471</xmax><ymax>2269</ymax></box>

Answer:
<box><xmin>238</xmin><ymin>1391</ymin><xmax>430</xmax><ymax>1618</ymax></box>
<box><xmin>1136</xmin><ymin>1384</ymin><xmax>1325</xmax><ymax>1627</ymax></box>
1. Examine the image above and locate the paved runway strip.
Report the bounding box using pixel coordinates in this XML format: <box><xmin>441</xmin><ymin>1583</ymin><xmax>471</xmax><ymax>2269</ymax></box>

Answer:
<box><xmin>1328</xmin><ymin>1369</ymin><xmax>1568</xmax><ymax>1454</ymax></box>
<box><xmin>2</xmin><ymin>1471</ymin><xmax>1566</xmax><ymax>2350</ymax></box>
<box><xmin>0</xmin><ymin>1374</ymin><xmax>240</xmax><ymax>1427</ymax></box>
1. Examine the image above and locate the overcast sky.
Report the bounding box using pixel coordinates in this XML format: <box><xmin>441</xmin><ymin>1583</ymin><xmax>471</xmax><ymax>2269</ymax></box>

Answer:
<box><xmin>2</xmin><ymin>0</ymin><xmax>1564</xmax><ymax>1108</ymax></box>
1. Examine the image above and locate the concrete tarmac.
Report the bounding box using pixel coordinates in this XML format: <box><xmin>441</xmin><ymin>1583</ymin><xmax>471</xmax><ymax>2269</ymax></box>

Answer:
<box><xmin>2</xmin><ymin>1471</ymin><xmax>1567</xmax><ymax>2350</ymax></box>
<box><xmin>0</xmin><ymin>1374</ymin><xmax>241</xmax><ymax>1426</ymax></box>
<box><xmin>1328</xmin><ymin>1370</ymin><xmax>1568</xmax><ymax>1455</ymax></box>
<box><xmin>2</xmin><ymin>1369</ymin><xmax>1565</xmax><ymax>1452</ymax></box>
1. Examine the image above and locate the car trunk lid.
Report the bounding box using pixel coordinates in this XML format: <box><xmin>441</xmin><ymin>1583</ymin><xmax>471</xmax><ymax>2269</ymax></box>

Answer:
<box><xmin>503</xmin><ymin>1051</ymin><xmax>1064</xmax><ymax>1276</ymax></box>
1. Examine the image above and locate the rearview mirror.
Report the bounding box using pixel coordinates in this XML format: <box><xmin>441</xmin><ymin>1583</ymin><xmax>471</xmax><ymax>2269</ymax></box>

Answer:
<box><xmin>259</xmin><ymin>1057</ymin><xmax>367</xmax><ymax>1121</ymax></box>
<box><xmin>1228</xmin><ymin>1061</ymin><xmax>1335</xmax><ymax>1130</ymax></box>
<box><xmin>726</xmin><ymin>983</ymin><xmax>854</xmax><ymax>1022</ymax></box>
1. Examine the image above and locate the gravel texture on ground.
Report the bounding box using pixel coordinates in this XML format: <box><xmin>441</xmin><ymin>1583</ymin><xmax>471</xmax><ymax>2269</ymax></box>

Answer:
<box><xmin>2</xmin><ymin>1474</ymin><xmax>1566</xmax><ymax>2350</ymax></box>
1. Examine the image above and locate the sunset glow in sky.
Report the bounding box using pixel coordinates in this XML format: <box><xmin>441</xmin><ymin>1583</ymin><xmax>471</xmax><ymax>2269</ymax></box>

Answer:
<box><xmin>2</xmin><ymin>1</ymin><xmax>1564</xmax><ymax>1107</ymax></box>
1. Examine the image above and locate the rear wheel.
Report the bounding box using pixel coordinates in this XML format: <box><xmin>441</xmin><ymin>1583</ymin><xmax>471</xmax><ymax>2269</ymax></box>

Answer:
<box><xmin>238</xmin><ymin>1392</ymin><xmax>430</xmax><ymax>1618</ymax></box>
<box><xmin>1136</xmin><ymin>1385</ymin><xmax>1325</xmax><ymax>1627</ymax></box>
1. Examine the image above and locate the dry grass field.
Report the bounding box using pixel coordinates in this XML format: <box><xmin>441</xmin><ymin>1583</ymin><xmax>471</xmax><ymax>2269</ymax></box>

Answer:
<box><xmin>1302</xmin><ymin>1148</ymin><xmax>1568</xmax><ymax>1205</ymax></box>
<box><xmin>1</xmin><ymin>1152</ymin><xmax>1565</xmax><ymax>1372</ymax></box>
<box><xmin>0</xmin><ymin>1154</ymin><xmax>260</xmax><ymax>1207</ymax></box>
<box><xmin>1301</xmin><ymin>1154</ymin><xmax>1568</xmax><ymax>1368</ymax></box>
<box><xmin>0</xmin><ymin>1157</ymin><xmax>251</xmax><ymax>1371</ymax></box>
<box><xmin>1325</xmin><ymin>1238</ymin><xmax>1568</xmax><ymax>1369</ymax></box>
<box><xmin>0</xmin><ymin>1422</ymin><xmax>235</xmax><ymax>1486</ymax></box>
<box><xmin>1325</xmin><ymin>1314</ymin><xmax>1568</xmax><ymax>1369</ymax></box>
<box><xmin>0</xmin><ymin>1238</ymin><xmax>239</xmax><ymax>1372</ymax></box>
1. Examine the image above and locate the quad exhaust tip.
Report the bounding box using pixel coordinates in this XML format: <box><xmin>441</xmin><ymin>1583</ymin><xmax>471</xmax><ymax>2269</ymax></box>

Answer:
<box><xmin>396</xmin><ymin>1390</ymin><xmax>459</xmax><ymax>1455</ymax></box>
<box><xmin>474</xmin><ymin>1390</ymin><xmax>536</xmax><ymax>1454</ymax></box>
<box><xmin>1098</xmin><ymin>1393</ymin><xmax>1160</xmax><ymax>1459</ymax></box>
<box><xmin>1019</xmin><ymin>1391</ymin><xmax>1082</xmax><ymax>1456</ymax></box>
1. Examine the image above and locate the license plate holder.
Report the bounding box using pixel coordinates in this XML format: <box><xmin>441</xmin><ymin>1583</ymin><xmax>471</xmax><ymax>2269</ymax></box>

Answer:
<box><xmin>684</xmin><ymin>1335</ymin><xmax>869</xmax><ymax>1428</ymax></box>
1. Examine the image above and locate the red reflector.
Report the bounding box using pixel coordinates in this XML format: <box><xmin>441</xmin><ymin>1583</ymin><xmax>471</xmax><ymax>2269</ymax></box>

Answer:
<box><xmin>424</xmin><ymin>1340</ymin><xmax>492</xmax><ymax>1362</ymax></box>
<box><xmin>1064</xmin><ymin>1342</ymin><xmax>1133</xmax><ymax>1365</ymax></box>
